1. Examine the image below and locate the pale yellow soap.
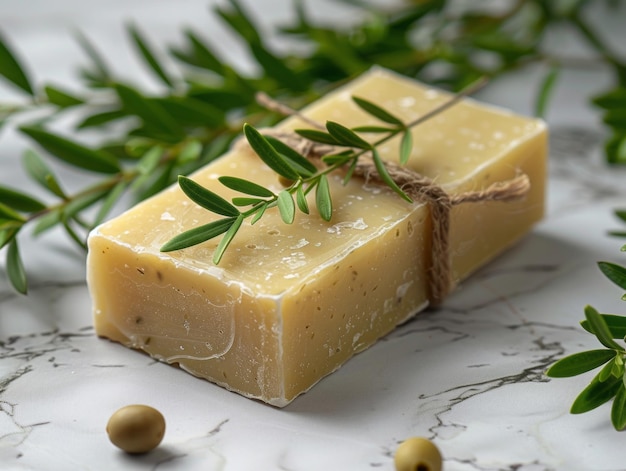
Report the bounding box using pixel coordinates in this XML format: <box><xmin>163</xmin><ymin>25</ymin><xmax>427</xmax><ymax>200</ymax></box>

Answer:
<box><xmin>87</xmin><ymin>68</ymin><xmax>546</xmax><ymax>407</ymax></box>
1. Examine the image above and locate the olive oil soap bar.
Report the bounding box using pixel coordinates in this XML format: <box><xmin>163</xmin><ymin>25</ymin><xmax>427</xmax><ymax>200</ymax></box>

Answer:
<box><xmin>87</xmin><ymin>68</ymin><xmax>546</xmax><ymax>407</ymax></box>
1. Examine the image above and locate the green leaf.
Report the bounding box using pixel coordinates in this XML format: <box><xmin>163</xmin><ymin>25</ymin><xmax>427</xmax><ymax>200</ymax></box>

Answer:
<box><xmin>128</xmin><ymin>22</ymin><xmax>173</xmax><ymax>87</ymax></box>
<box><xmin>177</xmin><ymin>140</ymin><xmax>203</xmax><ymax>164</ymax></box>
<box><xmin>44</xmin><ymin>85</ymin><xmax>84</xmax><ymax>108</ymax></box>
<box><xmin>598</xmin><ymin>261</ymin><xmax>626</xmax><ymax>291</ymax></box>
<box><xmin>215</xmin><ymin>0</ymin><xmax>262</xmax><ymax>45</ymax></box>
<box><xmin>265</xmin><ymin>136</ymin><xmax>318</xmax><ymax>175</ymax></box>
<box><xmin>315</xmin><ymin>175</ymin><xmax>332</xmax><ymax>221</ymax></box>
<box><xmin>400</xmin><ymin>130</ymin><xmax>413</xmax><ymax>165</ymax></box>
<box><xmin>114</xmin><ymin>83</ymin><xmax>185</xmax><ymax>141</ymax></box>
<box><xmin>161</xmin><ymin>217</ymin><xmax>236</xmax><ymax>252</ymax></box>
<box><xmin>232</xmin><ymin>197</ymin><xmax>265</xmax><ymax>207</ymax></box>
<box><xmin>616</xmin><ymin>210</ymin><xmax>626</xmax><ymax>223</ymax></box>
<box><xmin>249</xmin><ymin>42</ymin><xmax>307</xmax><ymax>92</ymax></box>
<box><xmin>213</xmin><ymin>214</ymin><xmax>244</xmax><ymax>264</ymax></box>
<box><xmin>296</xmin><ymin>129</ymin><xmax>340</xmax><ymax>146</ymax></box>
<box><xmin>7</xmin><ymin>238</ymin><xmax>27</xmax><ymax>294</ymax></box>
<box><xmin>154</xmin><ymin>96</ymin><xmax>225</xmax><ymax>127</ymax></box>
<box><xmin>76</xmin><ymin>108</ymin><xmax>128</xmax><ymax>129</ymax></box>
<box><xmin>32</xmin><ymin>210</ymin><xmax>61</xmax><ymax>236</ymax></box>
<box><xmin>0</xmin><ymin>203</ymin><xmax>23</xmax><ymax>222</ymax></box>
<box><xmin>326</xmin><ymin>121</ymin><xmax>372</xmax><ymax>149</ymax></box>
<box><xmin>534</xmin><ymin>66</ymin><xmax>559</xmax><ymax>118</ymax></box>
<box><xmin>0</xmin><ymin>185</ymin><xmax>46</xmax><ymax>212</ymax></box>
<box><xmin>218</xmin><ymin>176</ymin><xmax>274</xmax><ymax>197</ymax></box>
<box><xmin>178</xmin><ymin>176</ymin><xmax>239</xmax><ymax>217</ymax></box>
<box><xmin>94</xmin><ymin>181</ymin><xmax>127</xmax><ymax>226</ymax></box>
<box><xmin>0</xmin><ymin>227</ymin><xmax>18</xmax><ymax>250</ymax></box>
<box><xmin>0</xmin><ymin>31</ymin><xmax>34</xmax><ymax>95</ymax></box>
<box><xmin>352</xmin><ymin>96</ymin><xmax>403</xmax><ymax>125</ymax></box>
<box><xmin>22</xmin><ymin>149</ymin><xmax>66</xmax><ymax>198</ymax></box>
<box><xmin>243</xmin><ymin>124</ymin><xmax>299</xmax><ymax>180</ymax></box>
<box><xmin>570</xmin><ymin>372</ymin><xmax>621</xmax><ymax>414</ymax></box>
<box><xmin>351</xmin><ymin>125</ymin><xmax>396</xmax><ymax>133</ymax></box>
<box><xmin>612</xmin><ymin>383</ymin><xmax>626</xmax><ymax>430</ymax></box>
<box><xmin>63</xmin><ymin>189</ymin><xmax>109</xmax><ymax>220</ymax></box>
<box><xmin>599</xmin><ymin>358</ymin><xmax>616</xmax><ymax>382</ymax></box>
<box><xmin>74</xmin><ymin>30</ymin><xmax>110</xmax><ymax>82</ymax></box>
<box><xmin>593</xmin><ymin>87</ymin><xmax>626</xmax><ymax>110</ymax></box>
<box><xmin>581</xmin><ymin>313</ymin><xmax>626</xmax><ymax>339</ymax></box>
<box><xmin>372</xmin><ymin>148</ymin><xmax>412</xmax><ymax>203</ymax></box>
<box><xmin>136</xmin><ymin>146</ymin><xmax>163</xmax><ymax>175</ymax></box>
<box><xmin>170</xmin><ymin>29</ymin><xmax>225</xmax><ymax>74</ymax></box>
<box><xmin>277</xmin><ymin>190</ymin><xmax>295</xmax><ymax>224</ymax></box>
<box><xmin>250</xmin><ymin>202</ymin><xmax>267</xmax><ymax>225</ymax></box>
<box><xmin>20</xmin><ymin>126</ymin><xmax>120</xmax><ymax>174</ymax></box>
<box><xmin>296</xmin><ymin>185</ymin><xmax>309</xmax><ymax>214</ymax></box>
<box><xmin>546</xmin><ymin>349</ymin><xmax>616</xmax><ymax>377</ymax></box>
<box><xmin>584</xmin><ymin>304</ymin><xmax>624</xmax><ymax>351</ymax></box>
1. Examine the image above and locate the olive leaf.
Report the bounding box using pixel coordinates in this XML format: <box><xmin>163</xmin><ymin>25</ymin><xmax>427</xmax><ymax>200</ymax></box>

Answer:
<box><xmin>218</xmin><ymin>176</ymin><xmax>275</xmax><ymax>198</ymax></box>
<box><xmin>326</xmin><ymin>121</ymin><xmax>371</xmax><ymax>149</ymax></box>
<box><xmin>372</xmin><ymin>148</ymin><xmax>412</xmax><ymax>203</ymax></box>
<box><xmin>583</xmin><ymin>304</ymin><xmax>625</xmax><ymax>351</ymax></box>
<box><xmin>0</xmin><ymin>185</ymin><xmax>46</xmax><ymax>212</ymax></box>
<box><xmin>611</xmin><ymin>384</ymin><xmax>626</xmax><ymax>430</ymax></box>
<box><xmin>22</xmin><ymin>149</ymin><xmax>66</xmax><ymax>198</ymax></box>
<box><xmin>161</xmin><ymin>217</ymin><xmax>237</xmax><ymax>253</ymax></box>
<box><xmin>178</xmin><ymin>176</ymin><xmax>240</xmax><ymax>217</ymax></box>
<box><xmin>581</xmin><ymin>313</ymin><xmax>626</xmax><ymax>339</ymax></box>
<box><xmin>535</xmin><ymin>66</ymin><xmax>559</xmax><ymax>118</ymax></box>
<box><xmin>352</xmin><ymin>96</ymin><xmax>403</xmax><ymax>125</ymax></box>
<box><xmin>295</xmin><ymin>129</ymin><xmax>340</xmax><ymax>146</ymax></box>
<box><xmin>315</xmin><ymin>174</ymin><xmax>332</xmax><ymax>221</ymax></box>
<box><xmin>598</xmin><ymin>262</ymin><xmax>626</xmax><ymax>293</ymax></box>
<box><xmin>277</xmin><ymin>190</ymin><xmax>295</xmax><ymax>224</ymax></box>
<box><xmin>213</xmin><ymin>214</ymin><xmax>244</xmax><ymax>264</ymax></box>
<box><xmin>44</xmin><ymin>85</ymin><xmax>84</xmax><ymax>108</ymax></box>
<box><xmin>7</xmin><ymin>238</ymin><xmax>27</xmax><ymax>294</ymax></box>
<box><xmin>296</xmin><ymin>185</ymin><xmax>309</xmax><ymax>214</ymax></box>
<box><xmin>20</xmin><ymin>126</ymin><xmax>121</xmax><ymax>174</ymax></box>
<box><xmin>570</xmin><ymin>372</ymin><xmax>622</xmax><ymax>414</ymax></box>
<box><xmin>0</xmin><ymin>31</ymin><xmax>34</xmax><ymax>96</ymax></box>
<box><xmin>243</xmin><ymin>124</ymin><xmax>299</xmax><ymax>180</ymax></box>
<box><xmin>128</xmin><ymin>22</ymin><xmax>174</xmax><ymax>88</ymax></box>
<box><xmin>546</xmin><ymin>349</ymin><xmax>616</xmax><ymax>378</ymax></box>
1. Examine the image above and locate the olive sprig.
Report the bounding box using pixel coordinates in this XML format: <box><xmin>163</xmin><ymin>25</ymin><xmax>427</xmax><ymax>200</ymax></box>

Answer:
<box><xmin>160</xmin><ymin>94</ymin><xmax>422</xmax><ymax>263</ymax></box>
<box><xmin>547</xmin><ymin>211</ymin><xmax>626</xmax><ymax>430</ymax></box>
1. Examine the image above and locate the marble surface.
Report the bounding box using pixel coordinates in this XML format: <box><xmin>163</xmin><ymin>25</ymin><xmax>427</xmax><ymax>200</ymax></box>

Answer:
<box><xmin>2</xmin><ymin>1</ymin><xmax>626</xmax><ymax>470</ymax></box>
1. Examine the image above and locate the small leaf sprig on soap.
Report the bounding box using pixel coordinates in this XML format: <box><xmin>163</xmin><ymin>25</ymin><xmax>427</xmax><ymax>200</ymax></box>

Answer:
<box><xmin>160</xmin><ymin>94</ymin><xmax>422</xmax><ymax>263</ymax></box>
<box><xmin>547</xmin><ymin>210</ymin><xmax>626</xmax><ymax>430</ymax></box>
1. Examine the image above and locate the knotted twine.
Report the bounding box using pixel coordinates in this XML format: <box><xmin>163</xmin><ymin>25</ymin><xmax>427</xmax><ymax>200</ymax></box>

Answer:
<box><xmin>247</xmin><ymin>92</ymin><xmax>531</xmax><ymax>306</ymax></box>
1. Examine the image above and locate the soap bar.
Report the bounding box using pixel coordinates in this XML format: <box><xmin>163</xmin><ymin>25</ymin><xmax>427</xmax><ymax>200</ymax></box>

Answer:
<box><xmin>87</xmin><ymin>68</ymin><xmax>546</xmax><ymax>407</ymax></box>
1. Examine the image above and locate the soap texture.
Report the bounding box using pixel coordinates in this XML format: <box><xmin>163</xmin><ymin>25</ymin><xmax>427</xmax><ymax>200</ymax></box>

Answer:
<box><xmin>87</xmin><ymin>68</ymin><xmax>546</xmax><ymax>407</ymax></box>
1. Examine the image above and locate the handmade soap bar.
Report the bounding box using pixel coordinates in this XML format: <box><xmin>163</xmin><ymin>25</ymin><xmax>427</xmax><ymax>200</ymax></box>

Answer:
<box><xmin>87</xmin><ymin>68</ymin><xmax>546</xmax><ymax>407</ymax></box>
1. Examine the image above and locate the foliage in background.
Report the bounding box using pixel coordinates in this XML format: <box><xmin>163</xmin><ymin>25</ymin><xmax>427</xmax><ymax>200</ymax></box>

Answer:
<box><xmin>547</xmin><ymin>211</ymin><xmax>626</xmax><ymax>431</ymax></box>
<box><xmin>0</xmin><ymin>0</ymin><xmax>625</xmax><ymax>293</ymax></box>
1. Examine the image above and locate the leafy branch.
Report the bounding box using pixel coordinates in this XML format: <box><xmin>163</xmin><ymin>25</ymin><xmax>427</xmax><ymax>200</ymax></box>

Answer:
<box><xmin>1</xmin><ymin>0</ymin><xmax>626</xmax><ymax>293</ymax></box>
<box><xmin>161</xmin><ymin>93</ymin><xmax>424</xmax><ymax>262</ymax></box>
<box><xmin>547</xmin><ymin>211</ymin><xmax>626</xmax><ymax>430</ymax></box>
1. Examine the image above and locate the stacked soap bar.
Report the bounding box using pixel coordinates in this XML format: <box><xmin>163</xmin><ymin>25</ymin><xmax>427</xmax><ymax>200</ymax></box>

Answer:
<box><xmin>87</xmin><ymin>68</ymin><xmax>546</xmax><ymax>407</ymax></box>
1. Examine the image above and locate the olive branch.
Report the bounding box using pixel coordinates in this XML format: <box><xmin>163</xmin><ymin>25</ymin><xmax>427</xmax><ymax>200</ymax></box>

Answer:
<box><xmin>159</xmin><ymin>76</ymin><xmax>488</xmax><ymax>262</ymax></box>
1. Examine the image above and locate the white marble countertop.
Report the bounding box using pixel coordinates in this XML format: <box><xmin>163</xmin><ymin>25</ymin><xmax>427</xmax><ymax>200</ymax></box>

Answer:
<box><xmin>2</xmin><ymin>1</ymin><xmax>626</xmax><ymax>470</ymax></box>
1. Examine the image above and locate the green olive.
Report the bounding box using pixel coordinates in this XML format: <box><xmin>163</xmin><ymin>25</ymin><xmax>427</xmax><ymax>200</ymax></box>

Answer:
<box><xmin>394</xmin><ymin>437</ymin><xmax>442</xmax><ymax>471</ymax></box>
<box><xmin>106</xmin><ymin>404</ymin><xmax>166</xmax><ymax>454</ymax></box>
